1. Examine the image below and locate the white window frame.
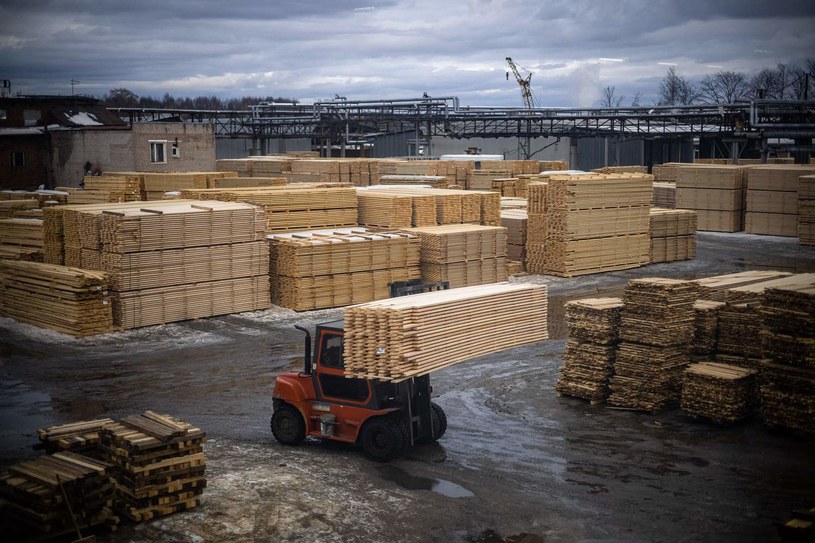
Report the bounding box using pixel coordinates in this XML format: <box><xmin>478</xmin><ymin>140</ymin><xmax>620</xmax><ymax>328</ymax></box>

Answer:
<box><xmin>171</xmin><ymin>141</ymin><xmax>180</xmax><ymax>158</ymax></box>
<box><xmin>149</xmin><ymin>140</ymin><xmax>167</xmax><ymax>164</ymax></box>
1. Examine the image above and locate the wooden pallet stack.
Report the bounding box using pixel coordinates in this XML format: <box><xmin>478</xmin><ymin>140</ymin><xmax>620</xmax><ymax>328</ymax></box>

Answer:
<box><xmin>0</xmin><ymin>260</ymin><xmax>113</xmax><ymax>336</ymax></box>
<box><xmin>343</xmin><ymin>282</ymin><xmax>548</xmax><ymax>381</ymax></box>
<box><xmin>269</xmin><ymin>229</ymin><xmax>420</xmax><ymax>310</ymax></box>
<box><xmin>675</xmin><ymin>164</ymin><xmax>747</xmax><ymax>231</ymax></box>
<box><xmin>38</xmin><ymin>418</ymin><xmax>115</xmax><ymax>456</ymax></box>
<box><xmin>759</xmin><ymin>280</ymin><xmax>815</xmax><ymax>433</ymax></box>
<box><xmin>649</xmin><ymin>208</ymin><xmax>697</xmax><ymax>263</ymax></box>
<box><xmin>798</xmin><ymin>174</ymin><xmax>815</xmax><ymax>245</ymax></box>
<box><xmin>652</xmin><ymin>182</ymin><xmax>677</xmax><ymax>208</ymax></box>
<box><xmin>608</xmin><ymin>278</ymin><xmax>699</xmax><ymax>411</ymax></box>
<box><xmin>501</xmin><ymin>209</ymin><xmax>528</xmax><ymax>265</ymax></box>
<box><xmin>405</xmin><ymin>224</ymin><xmax>508</xmax><ymax>288</ymax></box>
<box><xmin>556</xmin><ymin>297</ymin><xmax>623</xmax><ymax>402</ymax></box>
<box><xmin>529</xmin><ymin>173</ymin><xmax>652</xmax><ymax>276</ymax></box>
<box><xmin>680</xmin><ymin>362</ymin><xmax>759</xmax><ymax>423</ymax></box>
<box><xmin>692</xmin><ymin>300</ymin><xmax>724</xmax><ymax>358</ymax></box>
<box><xmin>0</xmin><ymin>451</ymin><xmax>118</xmax><ymax>539</ymax></box>
<box><xmin>745</xmin><ymin>165</ymin><xmax>815</xmax><ymax>236</ymax></box>
<box><xmin>100</xmin><ymin>412</ymin><xmax>207</xmax><ymax>521</ymax></box>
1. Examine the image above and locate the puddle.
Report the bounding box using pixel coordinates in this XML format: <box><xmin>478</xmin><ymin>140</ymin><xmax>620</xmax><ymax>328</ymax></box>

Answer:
<box><xmin>377</xmin><ymin>465</ymin><xmax>474</xmax><ymax>498</ymax></box>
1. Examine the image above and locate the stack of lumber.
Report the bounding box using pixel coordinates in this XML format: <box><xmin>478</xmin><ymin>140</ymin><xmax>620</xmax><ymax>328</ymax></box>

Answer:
<box><xmin>738</xmin><ymin>157</ymin><xmax>796</xmax><ymax>165</ymax></box>
<box><xmin>745</xmin><ymin>165</ymin><xmax>815</xmax><ymax>236</ymax></box>
<box><xmin>142</xmin><ymin>172</ymin><xmax>236</xmax><ymax>200</ymax></box>
<box><xmin>501</xmin><ymin>209</ymin><xmax>528</xmax><ymax>264</ymax></box>
<box><xmin>286</xmin><ymin>159</ymin><xmax>348</xmax><ymax>184</ymax></box>
<box><xmin>357</xmin><ymin>192</ymin><xmax>429</xmax><ymax>228</ymax></box>
<box><xmin>528</xmin><ymin>173</ymin><xmax>652</xmax><ymax>277</ymax></box>
<box><xmin>378</xmin><ymin>175</ymin><xmax>450</xmax><ymax>188</ymax></box>
<box><xmin>34</xmin><ymin>189</ymin><xmax>69</xmax><ymax>206</ymax></box>
<box><xmin>718</xmin><ymin>273</ymin><xmax>815</xmax><ymax>304</ymax></box>
<box><xmin>500</xmin><ymin>197</ymin><xmax>527</xmax><ymax>210</ymax></box>
<box><xmin>692</xmin><ymin>300</ymin><xmax>724</xmax><ymax>358</ymax></box>
<box><xmin>100</xmin><ymin>412</ymin><xmax>207</xmax><ymax>521</ymax></box>
<box><xmin>608</xmin><ymin>278</ymin><xmax>699</xmax><ymax>411</ymax></box>
<box><xmin>675</xmin><ymin>164</ymin><xmax>747</xmax><ymax>231</ymax></box>
<box><xmin>758</xmin><ymin>280</ymin><xmax>815</xmax><ymax>433</ymax></box>
<box><xmin>0</xmin><ymin>260</ymin><xmax>113</xmax><ymax>336</ymax></box>
<box><xmin>556</xmin><ymin>297</ymin><xmax>623</xmax><ymax>402</ymax></box>
<box><xmin>38</xmin><ymin>418</ymin><xmax>115</xmax><ymax>456</ymax></box>
<box><xmin>649</xmin><ymin>208</ymin><xmax>697</xmax><ymax>263</ymax></box>
<box><xmin>652</xmin><ymin>163</ymin><xmax>683</xmax><ymax>182</ymax></box>
<box><xmin>269</xmin><ymin>229</ymin><xmax>420</xmax><ymax>310</ymax></box>
<box><xmin>800</xmin><ymin>175</ymin><xmax>815</xmax><ymax>245</ymax></box>
<box><xmin>716</xmin><ymin>303</ymin><xmax>764</xmax><ymax>364</ymax></box>
<box><xmin>537</xmin><ymin>160</ymin><xmax>569</xmax><ymax>172</ymax></box>
<box><xmin>467</xmin><ymin>169</ymin><xmax>511</xmax><ymax>190</ymax></box>
<box><xmin>0</xmin><ymin>217</ymin><xmax>44</xmax><ymax>261</ymax></box>
<box><xmin>0</xmin><ymin>198</ymin><xmax>38</xmax><ymax>219</ymax></box>
<box><xmin>251</xmin><ymin>157</ymin><xmax>292</xmax><ymax>176</ymax></box>
<box><xmin>693</xmin><ymin>270</ymin><xmax>793</xmax><ymax>302</ymax></box>
<box><xmin>405</xmin><ymin>224</ymin><xmax>507</xmax><ymax>288</ymax></box>
<box><xmin>695</xmin><ymin>158</ymin><xmax>731</xmax><ymax>165</ymax></box>
<box><xmin>180</xmin><ymin>186</ymin><xmax>358</xmax><ymax>232</ymax></box>
<box><xmin>365</xmin><ymin>186</ymin><xmax>501</xmax><ymax>226</ymax></box>
<box><xmin>652</xmin><ymin>182</ymin><xmax>676</xmax><ymax>208</ymax></box>
<box><xmin>216</xmin><ymin>158</ymin><xmax>255</xmax><ymax>175</ymax></box>
<box><xmin>777</xmin><ymin>505</ymin><xmax>815</xmax><ymax>542</ymax></box>
<box><xmin>61</xmin><ymin>187</ymin><xmax>126</xmax><ymax>204</ymax></box>
<box><xmin>84</xmin><ymin>173</ymin><xmax>144</xmax><ymax>201</ymax></box>
<box><xmin>525</xmin><ymin>182</ymin><xmax>548</xmax><ymax>273</ymax></box>
<box><xmin>211</xmin><ymin>176</ymin><xmax>287</xmax><ymax>188</ymax></box>
<box><xmin>0</xmin><ymin>452</ymin><xmax>117</xmax><ymax>539</ymax></box>
<box><xmin>680</xmin><ymin>362</ymin><xmax>758</xmax><ymax>422</ymax></box>
<box><xmin>1</xmin><ymin>190</ymin><xmax>37</xmax><ymax>200</ymax></box>
<box><xmin>343</xmin><ymin>282</ymin><xmax>548</xmax><ymax>381</ymax></box>
<box><xmin>592</xmin><ymin>165</ymin><xmax>648</xmax><ymax>174</ymax></box>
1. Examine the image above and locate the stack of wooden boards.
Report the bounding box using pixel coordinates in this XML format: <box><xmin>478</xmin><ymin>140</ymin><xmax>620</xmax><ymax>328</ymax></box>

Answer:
<box><xmin>269</xmin><ymin>229</ymin><xmax>420</xmax><ymax>310</ymax></box>
<box><xmin>648</xmin><ymin>208</ymin><xmax>697</xmax><ymax>263</ymax></box>
<box><xmin>467</xmin><ymin>169</ymin><xmax>511</xmax><ymax>190</ymax></box>
<box><xmin>745</xmin><ymin>165</ymin><xmax>815</xmax><ymax>236</ymax></box>
<box><xmin>405</xmin><ymin>224</ymin><xmax>507</xmax><ymax>288</ymax></box>
<box><xmin>180</xmin><ymin>186</ymin><xmax>358</xmax><ymax>232</ymax></box>
<box><xmin>0</xmin><ymin>451</ymin><xmax>117</xmax><ymax>539</ymax></box>
<box><xmin>680</xmin><ymin>362</ymin><xmax>758</xmax><ymax>423</ymax></box>
<box><xmin>100</xmin><ymin>412</ymin><xmax>207</xmax><ymax>522</ymax></box>
<box><xmin>691</xmin><ymin>300</ymin><xmax>724</xmax><ymax>357</ymax></box>
<box><xmin>360</xmin><ymin>186</ymin><xmax>501</xmax><ymax>227</ymax></box>
<box><xmin>591</xmin><ymin>165</ymin><xmax>648</xmax><ymax>174</ymax></box>
<box><xmin>501</xmin><ymin>209</ymin><xmax>527</xmax><ymax>266</ymax></box>
<box><xmin>378</xmin><ymin>174</ymin><xmax>451</xmax><ymax>188</ymax></box>
<box><xmin>526</xmin><ymin>173</ymin><xmax>652</xmax><ymax>276</ymax></box>
<box><xmin>801</xmin><ymin>175</ymin><xmax>815</xmax><ymax>245</ymax></box>
<box><xmin>343</xmin><ymin>282</ymin><xmax>548</xmax><ymax>381</ymax></box>
<box><xmin>556</xmin><ymin>298</ymin><xmax>623</xmax><ymax>402</ymax></box>
<box><xmin>0</xmin><ymin>260</ymin><xmax>113</xmax><ymax>336</ymax></box>
<box><xmin>142</xmin><ymin>172</ymin><xmax>236</xmax><ymax>200</ymax></box>
<box><xmin>675</xmin><ymin>164</ymin><xmax>747</xmax><ymax>231</ymax></box>
<box><xmin>759</xmin><ymin>281</ymin><xmax>815</xmax><ymax>433</ymax></box>
<box><xmin>0</xmin><ymin>198</ymin><xmax>39</xmax><ymax>219</ymax></box>
<box><xmin>38</xmin><ymin>418</ymin><xmax>115</xmax><ymax>456</ymax></box>
<box><xmin>652</xmin><ymin>182</ymin><xmax>676</xmax><ymax>208</ymax></box>
<box><xmin>85</xmin><ymin>173</ymin><xmax>145</xmax><ymax>201</ymax></box>
<box><xmin>0</xmin><ymin>217</ymin><xmax>44</xmax><ymax>261</ymax></box>
<box><xmin>608</xmin><ymin>278</ymin><xmax>699</xmax><ymax>411</ymax></box>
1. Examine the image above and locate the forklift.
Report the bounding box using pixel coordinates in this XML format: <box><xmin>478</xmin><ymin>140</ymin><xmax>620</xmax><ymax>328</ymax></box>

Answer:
<box><xmin>270</xmin><ymin>281</ymin><xmax>449</xmax><ymax>461</ymax></box>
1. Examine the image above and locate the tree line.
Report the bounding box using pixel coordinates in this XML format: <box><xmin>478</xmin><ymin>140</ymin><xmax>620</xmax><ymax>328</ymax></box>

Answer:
<box><xmin>600</xmin><ymin>58</ymin><xmax>815</xmax><ymax>108</ymax></box>
<box><xmin>100</xmin><ymin>88</ymin><xmax>298</xmax><ymax>110</ymax></box>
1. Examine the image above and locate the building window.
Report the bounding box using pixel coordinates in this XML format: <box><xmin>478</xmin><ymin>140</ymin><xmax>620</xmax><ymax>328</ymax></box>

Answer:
<box><xmin>10</xmin><ymin>151</ymin><xmax>25</xmax><ymax>168</ymax></box>
<box><xmin>23</xmin><ymin>109</ymin><xmax>41</xmax><ymax>127</ymax></box>
<box><xmin>150</xmin><ymin>140</ymin><xmax>167</xmax><ymax>164</ymax></box>
<box><xmin>171</xmin><ymin>141</ymin><xmax>180</xmax><ymax>158</ymax></box>
<box><xmin>0</xmin><ymin>109</ymin><xmax>7</xmax><ymax>121</ymax></box>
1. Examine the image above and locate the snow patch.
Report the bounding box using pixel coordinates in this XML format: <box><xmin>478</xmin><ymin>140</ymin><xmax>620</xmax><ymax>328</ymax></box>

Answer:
<box><xmin>66</xmin><ymin>111</ymin><xmax>103</xmax><ymax>126</ymax></box>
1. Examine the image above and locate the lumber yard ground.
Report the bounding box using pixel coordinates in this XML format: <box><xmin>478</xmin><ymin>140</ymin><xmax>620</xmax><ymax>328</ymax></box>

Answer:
<box><xmin>1</xmin><ymin>232</ymin><xmax>815</xmax><ymax>543</ymax></box>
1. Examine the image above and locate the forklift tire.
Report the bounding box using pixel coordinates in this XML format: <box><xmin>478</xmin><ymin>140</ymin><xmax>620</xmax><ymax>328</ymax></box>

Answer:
<box><xmin>431</xmin><ymin>402</ymin><xmax>447</xmax><ymax>440</ymax></box>
<box><xmin>360</xmin><ymin>417</ymin><xmax>407</xmax><ymax>462</ymax></box>
<box><xmin>271</xmin><ymin>404</ymin><xmax>306</xmax><ymax>446</ymax></box>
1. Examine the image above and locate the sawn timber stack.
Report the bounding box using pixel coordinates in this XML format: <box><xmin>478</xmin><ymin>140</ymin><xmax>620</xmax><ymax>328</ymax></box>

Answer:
<box><xmin>343</xmin><ymin>283</ymin><xmax>548</xmax><ymax>381</ymax></box>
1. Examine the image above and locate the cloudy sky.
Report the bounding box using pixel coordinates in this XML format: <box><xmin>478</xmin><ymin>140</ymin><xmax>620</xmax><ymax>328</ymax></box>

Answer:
<box><xmin>1</xmin><ymin>0</ymin><xmax>814</xmax><ymax>107</ymax></box>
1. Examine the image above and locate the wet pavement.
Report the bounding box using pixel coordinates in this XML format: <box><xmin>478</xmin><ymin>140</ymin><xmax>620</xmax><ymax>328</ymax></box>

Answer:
<box><xmin>1</xmin><ymin>232</ymin><xmax>814</xmax><ymax>542</ymax></box>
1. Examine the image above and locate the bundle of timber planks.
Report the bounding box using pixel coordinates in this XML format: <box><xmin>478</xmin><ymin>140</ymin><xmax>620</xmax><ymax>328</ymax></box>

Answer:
<box><xmin>501</xmin><ymin>209</ymin><xmax>527</xmax><ymax>265</ymax></box>
<box><xmin>745</xmin><ymin>165</ymin><xmax>815</xmax><ymax>236</ymax></box>
<box><xmin>693</xmin><ymin>270</ymin><xmax>793</xmax><ymax>302</ymax></box>
<box><xmin>269</xmin><ymin>229</ymin><xmax>420</xmax><ymax>310</ymax></box>
<box><xmin>0</xmin><ymin>198</ymin><xmax>38</xmax><ymax>219</ymax></box>
<box><xmin>652</xmin><ymin>181</ymin><xmax>676</xmax><ymax>208</ymax></box>
<box><xmin>608</xmin><ymin>278</ymin><xmax>699</xmax><ymax>411</ymax></box>
<box><xmin>675</xmin><ymin>164</ymin><xmax>747</xmax><ymax>232</ymax></box>
<box><xmin>758</xmin><ymin>280</ymin><xmax>815</xmax><ymax>433</ymax></box>
<box><xmin>467</xmin><ymin>169</ymin><xmax>511</xmax><ymax>190</ymax></box>
<box><xmin>500</xmin><ymin>197</ymin><xmax>527</xmax><ymax>210</ymax></box>
<box><xmin>100</xmin><ymin>412</ymin><xmax>207</xmax><ymax>521</ymax></box>
<box><xmin>591</xmin><ymin>165</ymin><xmax>648</xmax><ymax>174</ymax></box>
<box><xmin>798</xmin><ymin>175</ymin><xmax>815</xmax><ymax>245</ymax></box>
<box><xmin>84</xmin><ymin>173</ymin><xmax>144</xmax><ymax>201</ymax></box>
<box><xmin>378</xmin><ymin>174</ymin><xmax>451</xmax><ymax>188</ymax></box>
<box><xmin>211</xmin><ymin>176</ymin><xmax>287</xmax><ymax>188</ymax></box>
<box><xmin>363</xmin><ymin>186</ymin><xmax>501</xmax><ymax>226</ymax></box>
<box><xmin>0</xmin><ymin>452</ymin><xmax>118</xmax><ymax>538</ymax></box>
<box><xmin>251</xmin><ymin>157</ymin><xmax>292</xmax><ymax>176</ymax></box>
<box><xmin>60</xmin><ymin>186</ymin><xmax>126</xmax><ymax>204</ymax></box>
<box><xmin>405</xmin><ymin>224</ymin><xmax>507</xmax><ymax>288</ymax></box>
<box><xmin>716</xmin><ymin>303</ymin><xmax>764</xmax><ymax>364</ymax></box>
<box><xmin>0</xmin><ymin>217</ymin><xmax>44</xmax><ymax>261</ymax></box>
<box><xmin>527</xmin><ymin>173</ymin><xmax>652</xmax><ymax>277</ymax></box>
<box><xmin>38</xmin><ymin>418</ymin><xmax>115</xmax><ymax>456</ymax></box>
<box><xmin>491</xmin><ymin>178</ymin><xmax>519</xmax><ymax>196</ymax></box>
<box><xmin>0</xmin><ymin>260</ymin><xmax>113</xmax><ymax>336</ymax></box>
<box><xmin>556</xmin><ymin>297</ymin><xmax>623</xmax><ymax>402</ymax></box>
<box><xmin>652</xmin><ymin>163</ymin><xmax>683</xmax><ymax>182</ymax></box>
<box><xmin>648</xmin><ymin>208</ymin><xmax>697</xmax><ymax>263</ymax></box>
<box><xmin>142</xmin><ymin>172</ymin><xmax>236</xmax><ymax>200</ymax></box>
<box><xmin>680</xmin><ymin>362</ymin><xmax>758</xmax><ymax>423</ymax></box>
<box><xmin>343</xmin><ymin>282</ymin><xmax>548</xmax><ymax>381</ymax></box>
<box><xmin>692</xmin><ymin>300</ymin><xmax>724</xmax><ymax>358</ymax></box>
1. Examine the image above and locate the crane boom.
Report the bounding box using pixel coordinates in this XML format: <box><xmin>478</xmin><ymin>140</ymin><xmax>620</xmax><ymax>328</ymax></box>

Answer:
<box><xmin>506</xmin><ymin>57</ymin><xmax>535</xmax><ymax>109</ymax></box>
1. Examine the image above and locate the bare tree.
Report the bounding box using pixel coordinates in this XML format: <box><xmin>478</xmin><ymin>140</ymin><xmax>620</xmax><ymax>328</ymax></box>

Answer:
<box><xmin>657</xmin><ymin>67</ymin><xmax>699</xmax><ymax>105</ymax></box>
<box><xmin>630</xmin><ymin>91</ymin><xmax>642</xmax><ymax>107</ymax></box>
<box><xmin>699</xmin><ymin>71</ymin><xmax>749</xmax><ymax>104</ymax></box>
<box><xmin>599</xmin><ymin>85</ymin><xmax>624</xmax><ymax>108</ymax></box>
<box><xmin>105</xmin><ymin>88</ymin><xmax>139</xmax><ymax>107</ymax></box>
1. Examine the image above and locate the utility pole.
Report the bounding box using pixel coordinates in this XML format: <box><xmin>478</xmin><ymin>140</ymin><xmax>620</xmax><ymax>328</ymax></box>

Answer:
<box><xmin>70</xmin><ymin>79</ymin><xmax>79</xmax><ymax>95</ymax></box>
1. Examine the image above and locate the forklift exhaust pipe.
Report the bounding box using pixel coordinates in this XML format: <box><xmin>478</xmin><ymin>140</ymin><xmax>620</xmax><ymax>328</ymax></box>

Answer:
<box><xmin>294</xmin><ymin>325</ymin><xmax>312</xmax><ymax>375</ymax></box>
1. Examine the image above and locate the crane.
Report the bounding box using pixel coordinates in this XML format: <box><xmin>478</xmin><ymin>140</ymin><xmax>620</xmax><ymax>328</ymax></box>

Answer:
<box><xmin>506</xmin><ymin>57</ymin><xmax>536</xmax><ymax>109</ymax></box>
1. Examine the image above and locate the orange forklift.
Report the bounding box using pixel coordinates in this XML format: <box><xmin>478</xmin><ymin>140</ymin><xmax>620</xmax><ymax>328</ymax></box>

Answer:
<box><xmin>270</xmin><ymin>281</ymin><xmax>448</xmax><ymax>461</ymax></box>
